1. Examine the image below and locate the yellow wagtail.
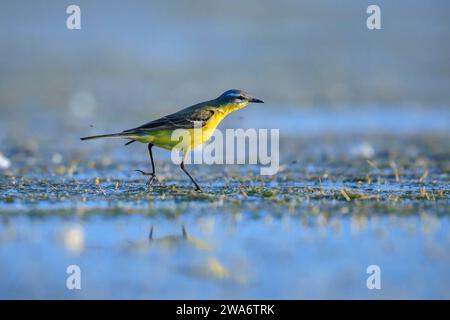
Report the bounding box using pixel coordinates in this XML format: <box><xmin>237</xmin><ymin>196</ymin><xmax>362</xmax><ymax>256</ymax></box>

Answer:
<box><xmin>80</xmin><ymin>89</ymin><xmax>264</xmax><ymax>191</ymax></box>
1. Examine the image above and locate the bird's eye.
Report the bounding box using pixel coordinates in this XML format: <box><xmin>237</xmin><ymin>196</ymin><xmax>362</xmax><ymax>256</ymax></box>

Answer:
<box><xmin>238</xmin><ymin>96</ymin><xmax>245</xmax><ymax>100</ymax></box>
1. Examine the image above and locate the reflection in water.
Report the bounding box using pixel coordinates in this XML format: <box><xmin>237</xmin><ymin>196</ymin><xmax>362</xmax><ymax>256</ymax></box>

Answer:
<box><xmin>127</xmin><ymin>224</ymin><xmax>247</xmax><ymax>284</ymax></box>
<box><xmin>181</xmin><ymin>257</ymin><xmax>250</xmax><ymax>285</ymax></box>
<box><xmin>127</xmin><ymin>225</ymin><xmax>213</xmax><ymax>252</ymax></box>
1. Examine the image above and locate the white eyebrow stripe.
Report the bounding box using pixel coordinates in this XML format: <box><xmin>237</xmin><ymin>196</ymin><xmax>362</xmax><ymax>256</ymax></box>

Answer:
<box><xmin>225</xmin><ymin>92</ymin><xmax>242</xmax><ymax>97</ymax></box>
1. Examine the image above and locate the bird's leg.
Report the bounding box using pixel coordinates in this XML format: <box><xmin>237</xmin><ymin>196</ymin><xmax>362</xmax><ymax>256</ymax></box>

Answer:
<box><xmin>135</xmin><ymin>143</ymin><xmax>157</xmax><ymax>188</ymax></box>
<box><xmin>180</xmin><ymin>160</ymin><xmax>201</xmax><ymax>191</ymax></box>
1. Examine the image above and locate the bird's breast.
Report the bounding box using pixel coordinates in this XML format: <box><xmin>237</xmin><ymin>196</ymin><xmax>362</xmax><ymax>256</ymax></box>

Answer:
<box><xmin>193</xmin><ymin>104</ymin><xmax>245</xmax><ymax>146</ymax></box>
<box><xmin>191</xmin><ymin>111</ymin><xmax>227</xmax><ymax>146</ymax></box>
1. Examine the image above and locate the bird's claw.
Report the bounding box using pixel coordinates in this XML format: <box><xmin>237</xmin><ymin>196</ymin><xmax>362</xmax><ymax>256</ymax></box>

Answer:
<box><xmin>135</xmin><ymin>170</ymin><xmax>157</xmax><ymax>190</ymax></box>
<box><xmin>146</xmin><ymin>175</ymin><xmax>156</xmax><ymax>189</ymax></box>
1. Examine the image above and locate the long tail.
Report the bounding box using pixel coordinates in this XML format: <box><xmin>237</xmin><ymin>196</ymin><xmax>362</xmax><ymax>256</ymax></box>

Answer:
<box><xmin>80</xmin><ymin>133</ymin><xmax>131</xmax><ymax>141</ymax></box>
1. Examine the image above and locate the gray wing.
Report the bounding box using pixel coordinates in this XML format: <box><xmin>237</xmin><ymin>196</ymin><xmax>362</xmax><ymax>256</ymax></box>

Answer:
<box><xmin>123</xmin><ymin>106</ymin><xmax>215</xmax><ymax>135</ymax></box>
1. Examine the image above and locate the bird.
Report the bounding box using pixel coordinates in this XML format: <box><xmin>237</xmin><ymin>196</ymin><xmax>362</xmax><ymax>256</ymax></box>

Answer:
<box><xmin>80</xmin><ymin>89</ymin><xmax>264</xmax><ymax>191</ymax></box>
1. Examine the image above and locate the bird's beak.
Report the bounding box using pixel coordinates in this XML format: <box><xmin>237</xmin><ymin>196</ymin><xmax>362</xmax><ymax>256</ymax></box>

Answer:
<box><xmin>249</xmin><ymin>97</ymin><xmax>264</xmax><ymax>103</ymax></box>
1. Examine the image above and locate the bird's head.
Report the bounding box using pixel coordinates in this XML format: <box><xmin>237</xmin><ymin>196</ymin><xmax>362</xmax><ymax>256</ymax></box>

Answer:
<box><xmin>215</xmin><ymin>89</ymin><xmax>264</xmax><ymax>112</ymax></box>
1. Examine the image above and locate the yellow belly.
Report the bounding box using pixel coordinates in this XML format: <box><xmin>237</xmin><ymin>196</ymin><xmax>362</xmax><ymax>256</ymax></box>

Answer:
<box><xmin>129</xmin><ymin>111</ymin><xmax>228</xmax><ymax>152</ymax></box>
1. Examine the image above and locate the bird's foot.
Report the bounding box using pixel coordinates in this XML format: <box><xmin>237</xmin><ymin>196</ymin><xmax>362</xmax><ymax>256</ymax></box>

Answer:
<box><xmin>135</xmin><ymin>170</ymin><xmax>157</xmax><ymax>190</ymax></box>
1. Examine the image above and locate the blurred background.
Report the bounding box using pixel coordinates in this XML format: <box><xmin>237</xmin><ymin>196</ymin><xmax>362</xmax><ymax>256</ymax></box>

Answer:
<box><xmin>0</xmin><ymin>0</ymin><xmax>449</xmax><ymax>299</ymax></box>
<box><xmin>0</xmin><ymin>0</ymin><xmax>449</xmax><ymax>145</ymax></box>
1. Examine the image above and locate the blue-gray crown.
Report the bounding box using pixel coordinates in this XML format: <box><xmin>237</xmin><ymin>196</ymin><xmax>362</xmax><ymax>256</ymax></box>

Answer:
<box><xmin>217</xmin><ymin>89</ymin><xmax>264</xmax><ymax>103</ymax></box>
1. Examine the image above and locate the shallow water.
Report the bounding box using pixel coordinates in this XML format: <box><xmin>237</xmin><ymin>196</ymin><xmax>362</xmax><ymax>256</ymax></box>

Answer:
<box><xmin>1</xmin><ymin>211</ymin><xmax>449</xmax><ymax>299</ymax></box>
